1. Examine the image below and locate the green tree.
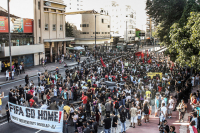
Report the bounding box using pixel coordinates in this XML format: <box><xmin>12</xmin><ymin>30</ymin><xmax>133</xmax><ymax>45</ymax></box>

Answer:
<box><xmin>146</xmin><ymin>0</ymin><xmax>186</xmax><ymax>45</ymax></box>
<box><xmin>65</xmin><ymin>22</ymin><xmax>74</xmax><ymax>37</ymax></box>
<box><xmin>170</xmin><ymin>12</ymin><xmax>200</xmax><ymax>68</ymax></box>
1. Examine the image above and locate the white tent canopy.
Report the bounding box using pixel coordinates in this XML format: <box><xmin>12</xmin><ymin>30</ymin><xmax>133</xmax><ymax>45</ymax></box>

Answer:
<box><xmin>73</xmin><ymin>46</ymin><xmax>84</xmax><ymax>50</ymax></box>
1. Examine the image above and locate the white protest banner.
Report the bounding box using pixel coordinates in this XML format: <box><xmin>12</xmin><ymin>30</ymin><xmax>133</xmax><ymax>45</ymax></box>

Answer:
<box><xmin>8</xmin><ymin>102</ymin><xmax>63</xmax><ymax>133</ymax></box>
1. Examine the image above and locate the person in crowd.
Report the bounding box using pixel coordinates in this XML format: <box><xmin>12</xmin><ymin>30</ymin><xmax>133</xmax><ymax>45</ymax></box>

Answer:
<box><xmin>120</xmin><ymin>108</ymin><xmax>126</xmax><ymax>133</ymax></box>
<box><xmin>103</xmin><ymin>113</ymin><xmax>112</xmax><ymax>133</ymax></box>
<box><xmin>130</xmin><ymin>103</ymin><xmax>137</xmax><ymax>128</ymax></box>
<box><xmin>48</xmin><ymin>100</ymin><xmax>58</xmax><ymax>110</ymax></box>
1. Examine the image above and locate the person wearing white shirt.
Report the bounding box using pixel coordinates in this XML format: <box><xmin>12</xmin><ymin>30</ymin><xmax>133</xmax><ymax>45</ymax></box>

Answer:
<box><xmin>40</xmin><ymin>102</ymin><xmax>48</xmax><ymax>110</ymax></box>
<box><xmin>168</xmin><ymin>96</ymin><xmax>174</xmax><ymax>118</ymax></box>
<box><xmin>160</xmin><ymin>103</ymin><xmax>167</xmax><ymax>126</ymax></box>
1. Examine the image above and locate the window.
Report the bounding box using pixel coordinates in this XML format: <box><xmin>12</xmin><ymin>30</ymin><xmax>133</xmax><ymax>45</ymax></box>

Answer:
<box><xmin>77</xmin><ymin>8</ymin><xmax>79</xmax><ymax>10</ymax></box>
<box><xmin>80</xmin><ymin>32</ymin><xmax>89</xmax><ymax>34</ymax></box>
<box><xmin>38</xmin><ymin>19</ymin><xmax>41</xmax><ymax>28</ymax></box>
<box><xmin>45</xmin><ymin>24</ymin><xmax>48</xmax><ymax>30</ymax></box>
<box><xmin>105</xmin><ymin>32</ymin><xmax>107</xmax><ymax>34</ymax></box>
<box><xmin>108</xmin><ymin>25</ymin><xmax>110</xmax><ymax>28</ymax></box>
<box><xmin>53</xmin><ymin>24</ymin><xmax>56</xmax><ymax>31</ymax></box>
<box><xmin>77</xmin><ymin>0</ymin><xmax>79</xmax><ymax>1</ymax></box>
<box><xmin>60</xmin><ymin>25</ymin><xmax>63</xmax><ymax>31</ymax></box>
<box><xmin>102</xmin><ymin>32</ymin><xmax>104</xmax><ymax>34</ymax></box>
<box><xmin>108</xmin><ymin>32</ymin><xmax>110</xmax><ymax>34</ymax></box>
<box><xmin>39</xmin><ymin>37</ymin><xmax>41</xmax><ymax>43</ymax></box>
<box><xmin>80</xmin><ymin>24</ymin><xmax>89</xmax><ymax>27</ymax></box>
<box><xmin>93</xmin><ymin>32</ymin><xmax>100</xmax><ymax>34</ymax></box>
<box><xmin>77</xmin><ymin>4</ymin><xmax>79</xmax><ymax>6</ymax></box>
<box><xmin>101</xmin><ymin>19</ymin><xmax>104</xmax><ymax>23</ymax></box>
<box><xmin>38</xmin><ymin>1</ymin><xmax>40</xmax><ymax>10</ymax></box>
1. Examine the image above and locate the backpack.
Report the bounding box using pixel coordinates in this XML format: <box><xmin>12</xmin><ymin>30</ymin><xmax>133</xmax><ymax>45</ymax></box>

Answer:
<box><xmin>144</xmin><ymin>106</ymin><xmax>149</xmax><ymax>114</ymax></box>
<box><xmin>115</xmin><ymin>101</ymin><xmax>119</xmax><ymax>109</ymax></box>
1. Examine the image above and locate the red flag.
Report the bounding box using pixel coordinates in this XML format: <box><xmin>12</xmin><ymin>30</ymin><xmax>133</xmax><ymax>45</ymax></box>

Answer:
<box><xmin>141</xmin><ymin>52</ymin><xmax>144</xmax><ymax>59</ymax></box>
<box><xmin>100</xmin><ymin>57</ymin><xmax>106</xmax><ymax>67</ymax></box>
<box><xmin>135</xmin><ymin>52</ymin><xmax>142</xmax><ymax>57</ymax></box>
<box><xmin>147</xmin><ymin>59</ymin><xmax>152</xmax><ymax>64</ymax></box>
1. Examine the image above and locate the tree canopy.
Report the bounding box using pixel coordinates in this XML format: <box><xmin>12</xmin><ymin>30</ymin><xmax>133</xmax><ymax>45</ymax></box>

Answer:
<box><xmin>146</xmin><ymin>0</ymin><xmax>200</xmax><ymax>68</ymax></box>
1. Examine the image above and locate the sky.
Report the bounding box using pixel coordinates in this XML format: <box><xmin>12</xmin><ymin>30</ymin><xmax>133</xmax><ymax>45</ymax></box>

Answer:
<box><xmin>1</xmin><ymin>0</ymin><xmax>147</xmax><ymax>30</ymax></box>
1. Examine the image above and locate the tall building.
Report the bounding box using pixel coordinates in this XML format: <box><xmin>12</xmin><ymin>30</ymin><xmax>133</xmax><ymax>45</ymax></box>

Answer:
<box><xmin>100</xmin><ymin>1</ymin><xmax>136</xmax><ymax>43</ymax></box>
<box><xmin>66</xmin><ymin>10</ymin><xmax>111</xmax><ymax>51</ymax></box>
<box><xmin>64</xmin><ymin>0</ymin><xmax>136</xmax><ymax>44</ymax></box>
<box><xmin>34</xmin><ymin>0</ymin><xmax>74</xmax><ymax>63</ymax></box>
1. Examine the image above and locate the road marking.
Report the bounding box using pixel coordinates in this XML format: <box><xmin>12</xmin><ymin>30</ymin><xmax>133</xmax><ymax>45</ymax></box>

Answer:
<box><xmin>35</xmin><ymin>130</ymin><xmax>41</xmax><ymax>133</ymax></box>
<box><xmin>0</xmin><ymin>121</ymin><xmax>7</xmax><ymax>126</ymax></box>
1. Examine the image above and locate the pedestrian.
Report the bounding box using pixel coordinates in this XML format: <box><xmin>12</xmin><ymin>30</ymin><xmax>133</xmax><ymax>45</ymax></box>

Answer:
<box><xmin>112</xmin><ymin>114</ymin><xmax>118</xmax><ymax>133</ymax></box>
<box><xmin>25</xmin><ymin>74</ymin><xmax>29</xmax><ymax>85</ymax></box>
<box><xmin>6</xmin><ymin>70</ymin><xmax>9</xmax><ymax>81</ymax></box>
<box><xmin>103</xmin><ymin>113</ymin><xmax>112</xmax><ymax>133</ymax></box>
<box><xmin>130</xmin><ymin>103</ymin><xmax>137</xmax><ymax>128</ymax></box>
<box><xmin>0</xmin><ymin>91</ymin><xmax>4</xmax><ymax>116</ymax></box>
<box><xmin>120</xmin><ymin>108</ymin><xmax>126</xmax><ymax>133</ymax></box>
<box><xmin>63</xmin><ymin>110</ymin><xmax>69</xmax><ymax>133</ymax></box>
<box><xmin>5</xmin><ymin>103</ymin><xmax>10</xmax><ymax>122</ymax></box>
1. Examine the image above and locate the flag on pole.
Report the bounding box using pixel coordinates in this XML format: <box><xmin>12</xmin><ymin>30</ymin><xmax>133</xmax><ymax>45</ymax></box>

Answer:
<box><xmin>100</xmin><ymin>57</ymin><xmax>106</xmax><ymax>67</ymax></box>
<box><xmin>147</xmin><ymin>59</ymin><xmax>152</xmax><ymax>64</ymax></box>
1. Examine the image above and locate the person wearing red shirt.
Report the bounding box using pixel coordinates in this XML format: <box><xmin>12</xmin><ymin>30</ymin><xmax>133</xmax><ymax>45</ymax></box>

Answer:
<box><xmin>46</xmin><ymin>92</ymin><xmax>51</xmax><ymax>105</ymax></box>
<box><xmin>158</xmin><ymin>86</ymin><xmax>162</xmax><ymax>92</ymax></box>
<box><xmin>81</xmin><ymin>92</ymin><xmax>88</xmax><ymax>111</ymax></box>
<box><xmin>29</xmin><ymin>96</ymin><xmax>35</xmax><ymax>107</ymax></box>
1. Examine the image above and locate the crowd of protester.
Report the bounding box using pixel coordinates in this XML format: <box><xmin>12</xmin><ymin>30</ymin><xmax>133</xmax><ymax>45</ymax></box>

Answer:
<box><xmin>4</xmin><ymin>49</ymin><xmax>200</xmax><ymax>133</ymax></box>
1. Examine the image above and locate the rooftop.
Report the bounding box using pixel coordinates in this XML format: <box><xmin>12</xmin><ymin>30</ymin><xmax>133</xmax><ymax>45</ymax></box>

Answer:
<box><xmin>0</xmin><ymin>6</ymin><xmax>19</xmax><ymax>18</ymax></box>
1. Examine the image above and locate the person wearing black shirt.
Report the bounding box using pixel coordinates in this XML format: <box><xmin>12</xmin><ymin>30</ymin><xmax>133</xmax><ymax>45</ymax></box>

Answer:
<box><xmin>91</xmin><ymin>118</ymin><xmax>98</xmax><ymax>133</ymax></box>
<box><xmin>112</xmin><ymin>115</ymin><xmax>118</xmax><ymax>133</ymax></box>
<box><xmin>9</xmin><ymin>89</ymin><xmax>13</xmax><ymax>102</ymax></box>
<box><xmin>103</xmin><ymin>114</ymin><xmax>112</xmax><ymax>133</ymax></box>
<box><xmin>83</xmin><ymin>123</ymin><xmax>90</xmax><ymax>133</ymax></box>
<box><xmin>76</xmin><ymin>114</ymin><xmax>83</xmax><ymax>133</ymax></box>
<box><xmin>120</xmin><ymin>108</ymin><xmax>126</xmax><ymax>133</ymax></box>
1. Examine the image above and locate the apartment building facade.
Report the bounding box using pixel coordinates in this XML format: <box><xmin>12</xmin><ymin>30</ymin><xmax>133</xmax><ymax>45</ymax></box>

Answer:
<box><xmin>66</xmin><ymin>10</ymin><xmax>111</xmax><ymax>50</ymax></box>
<box><xmin>34</xmin><ymin>0</ymin><xmax>74</xmax><ymax>63</ymax></box>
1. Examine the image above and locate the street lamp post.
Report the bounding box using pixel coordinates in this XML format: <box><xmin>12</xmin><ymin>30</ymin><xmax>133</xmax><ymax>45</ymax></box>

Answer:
<box><xmin>8</xmin><ymin>0</ymin><xmax>12</xmax><ymax>71</ymax></box>
<box><xmin>95</xmin><ymin>15</ymin><xmax>96</xmax><ymax>62</ymax></box>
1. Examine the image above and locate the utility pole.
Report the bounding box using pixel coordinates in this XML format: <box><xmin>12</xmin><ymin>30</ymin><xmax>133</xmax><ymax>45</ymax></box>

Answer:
<box><xmin>126</xmin><ymin>21</ymin><xmax>127</xmax><ymax>43</ymax></box>
<box><xmin>8</xmin><ymin>0</ymin><xmax>12</xmax><ymax>71</ymax></box>
<box><xmin>95</xmin><ymin>15</ymin><xmax>96</xmax><ymax>62</ymax></box>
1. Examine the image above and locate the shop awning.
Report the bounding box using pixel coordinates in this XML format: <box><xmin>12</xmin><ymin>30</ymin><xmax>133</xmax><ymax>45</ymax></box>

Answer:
<box><xmin>44</xmin><ymin>37</ymin><xmax>75</xmax><ymax>42</ymax></box>
<box><xmin>66</xmin><ymin>47</ymin><xmax>74</xmax><ymax>50</ymax></box>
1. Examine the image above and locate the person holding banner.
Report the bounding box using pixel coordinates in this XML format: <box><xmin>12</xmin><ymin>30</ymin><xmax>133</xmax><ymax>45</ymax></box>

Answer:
<box><xmin>0</xmin><ymin>91</ymin><xmax>4</xmax><ymax>116</ymax></box>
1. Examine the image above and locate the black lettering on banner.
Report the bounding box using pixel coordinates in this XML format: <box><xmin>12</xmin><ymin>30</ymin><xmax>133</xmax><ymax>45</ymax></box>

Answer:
<box><xmin>43</xmin><ymin>111</ymin><xmax>47</xmax><ymax>120</ymax></box>
<box><xmin>31</xmin><ymin>109</ymin><xmax>35</xmax><ymax>118</ymax></box>
<box><xmin>9</xmin><ymin>104</ymin><xmax>13</xmax><ymax>112</ymax></box>
<box><xmin>16</xmin><ymin>106</ymin><xmax>19</xmax><ymax>114</ymax></box>
<box><xmin>26</xmin><ymin>108</ymin><xmax>30</xmax><ymax>118</ymax></box>
<box><xmin>38</xmin><ymin>110</ymin><xmax>43</xmax><ymax>120</ymax></box>
<box><xmin>54</xmin><ymin>112</ymin><xmax>58</xmax><ymax>122</ymax></box>
<box><xmin>48</xmin><ymin>111</ymin><xmax>53</xmax><ymax>121</ymax></box>
<box><xmin>19</xmin><ymin>107</ymin><xmax>24</xmax><ymax>116</ymax></box>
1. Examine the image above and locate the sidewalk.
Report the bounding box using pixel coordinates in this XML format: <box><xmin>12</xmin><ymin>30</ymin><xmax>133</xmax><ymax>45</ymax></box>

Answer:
<box><xmin>126</xmin><ymin>87</ymin><xmax>196</xmax><ymax>133</ymax></box>
<box><xmin>0</xmin><ymin>57</ymin><xmax>87</xmax><ymax>85</ymax></box>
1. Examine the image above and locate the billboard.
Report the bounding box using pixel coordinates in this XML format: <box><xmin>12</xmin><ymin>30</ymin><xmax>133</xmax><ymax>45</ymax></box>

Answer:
<box><xmin>0</xmin><ymin>17</ymin><xmax>9</xmax><ymax>33</ymax></box>
<box><xmin>23</xmin><ymin>19</ymin><xmax>33</xmax><ymax>33</ymax></box>
<box><xmin>0</xmin><ymin>17</ymin><xmax>33</xmax><ymax>33</ymax></box>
